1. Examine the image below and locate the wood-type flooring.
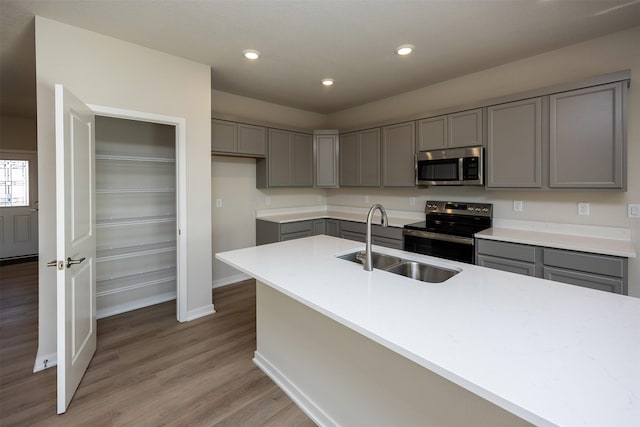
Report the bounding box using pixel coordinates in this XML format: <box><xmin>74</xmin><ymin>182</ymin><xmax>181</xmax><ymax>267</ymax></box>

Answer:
<box><xmin>0</xmin><ymin>261</ymin><xmax>315</xmax><ymax>426</ymax></box>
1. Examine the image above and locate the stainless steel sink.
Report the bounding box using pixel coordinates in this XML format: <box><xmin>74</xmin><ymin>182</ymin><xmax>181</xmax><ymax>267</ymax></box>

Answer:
<box><xmin>337</xmin><ymin>251</ymin><xmax>459</xmax><ymax>283</ymax></box>
<box><xmin>384</xmin><ymin>261</ymin><xmax>459</xmax><ymax>283</ymax></box>
<box><xmin>338</xmin><ymin>251</ymin><xmax>403</xmax><ymax>270</ymax></box>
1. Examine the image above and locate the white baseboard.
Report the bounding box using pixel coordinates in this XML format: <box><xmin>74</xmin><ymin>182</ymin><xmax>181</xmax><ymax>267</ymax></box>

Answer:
<box><xmin>253</xmin><ymin>351</ymin><xmax>336</xmax><ymax>427</ymax></box>
<box><xmin>33</xmin><ymin>351</ymin><xmax>57</xmax><ymax>372</ymax></box>
<box><xmin>185</xmin><ymin>304</ymin><xmax>216</xmax><ymax>321</ymax></box>
<box><xmin>212</xmin><ymin>272</ymin><xmax>252</xmax><ymax>289</ymax></box>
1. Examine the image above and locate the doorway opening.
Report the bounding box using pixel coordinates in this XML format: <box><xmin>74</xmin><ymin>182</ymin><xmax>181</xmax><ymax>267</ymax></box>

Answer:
<box><xmin>94</xmin><ymin>116</ymin><xmax>179</xmax><ymax>319</ymax></box>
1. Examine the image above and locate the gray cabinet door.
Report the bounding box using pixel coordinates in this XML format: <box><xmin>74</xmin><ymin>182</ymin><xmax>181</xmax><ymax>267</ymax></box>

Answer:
<box><xmin>312</xmin><ymin>219</ymin><xmax>326</xmax><ymax>235</ymax></box>
<box><xmin>340</xmin><ymin>129</ymin><xmax>381</xmax><ymax>187</ymax></box>
<box><xmin>315</xmin><ymin>134</ymin><xmax>338</xmax><ymax>187</ymax></box>
<box><xmin>477</xmin><ymin>255</ymin><xmax>537</xmax><ymax>277</ymax></box>
<box><xmin>326</xmin><ymin>219</ymin><xmax>339</xmax><ymax>237</ymax></box>
<box><xmin>268</xmin><ymin>129</ymin><xmax>293</xmax><ymax>187</ymax></box>
<box><xmin>417</xmin><ymin>116</ymin><xmax>447</xmax><ymax>151</ymax></box>
<box><xmin>292</xmin><ymin>133</ymin><xmax>313</xmax><ymax>186</ymax></box>
<box><xmin>448</xmin><ymin>108</ymin><xmax>483</xmax><ymax>148</ymax></box>
<box><xmin>382</xmin><ymin>122</ymin><xmax>416</xmax><ymax>187</ymax></box>
<box><xmin>486</xmin><ymin>98</ymin><xmax>542</xmax><ymax>188</ymax></box>
<box><xmin>339</xmin><ymin>132</ymin><xmax>358</xmax><ymax>186</ymax></box>
<box><xmin>549</xmin><ymin>82</ymin><xmax>624</xmax><ymax>189</ymax></box>
<box><xmin>237</xmin><ymin>123</ymin><xmax>266</xmax><ymax>156</ymax></box>
<box><xmin>211</xmin><ymin>119</ymin><xmax>237</xmax><ymax>153</ymax></box>
<box><xmin>543</xmin><ymin>267</ymin><xmax>624</xmax><ymax>294</ymax></box>
<box><xmin>359</xmin><ymin>128</ymin><xmax>381</xmax><ymax>186</ymax></box>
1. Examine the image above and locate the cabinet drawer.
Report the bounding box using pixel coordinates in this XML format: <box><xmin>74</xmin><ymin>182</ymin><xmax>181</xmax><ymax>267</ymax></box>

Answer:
<box><xmin>280</xmin><ymin>220</ymin><xmax>313</xmax><ymax>234</ymax></box>
<box><xmin>340</xmin><ymin>221</ymin><xmax>366</xmax><ymax>234</ymax></box>
<box><xmin>372</xmin><ymin>225</ymin><xmax>403</xmax><ymax>240</ymax></box>
<box><xmin>373</xmin><ymin>236</ymin><xmax>403</xmax><ymax>250</ymax></box>
<box><xmin>477</xmin><ymin>255</ymin><xmax>536</xmax><ymax>277</ymax></box>
<box><xmin>341</xmin><ymin>231</ymin><xmax>365</xmax><ymax>243</ymax></box>
<box><xmin>476</xmin><ymin>239</ymin><xmax>537</xmax><ymax>263</ymax></box>
<box><xmin>280</xmin><ymin>230</ymin><xmax>312</xmax><ymax>241</ymax></box>
<box><xmin>543</xmin><ymin>267</ymin><xmax>624</xmax><ymax>294</ymax></box>
<box><xmin>543</xmin><ymin>248</ymin><xmax>624</xmax><ymax>278</ymax></box>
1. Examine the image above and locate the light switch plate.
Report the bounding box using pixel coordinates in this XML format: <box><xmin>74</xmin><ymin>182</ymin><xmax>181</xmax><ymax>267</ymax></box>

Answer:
<box><xmin>629</xmin><ymin>204</ymin><xmax>640</xmax><ymax>218</ymax></box>
<box><xmin>578</xmin><ymin>202</ymin><xmax>590</xmax><ymax>216</ymax></box>
<box><xmin>216</xmin><ymin>198</ymin><xmax>222</xmax><ymax>208</ymax></box>
<box><xmin>513</xmin><ymin>200</ymin><xmax>523</xmax><ymax>212</ymax></box>
<box><xmin>265</xmin><ymin>196</ymin><xmax>271</xmax><ymax>206</ymax></box>
<box><xmin>409</xmin><ymin>197</ymin><xmax>416</xmax><ymax>206</ymax></box>
<box><xmin>364</xmin><ymin>195</ymin><xmax>369</xmax><ymax>203</ymax></box>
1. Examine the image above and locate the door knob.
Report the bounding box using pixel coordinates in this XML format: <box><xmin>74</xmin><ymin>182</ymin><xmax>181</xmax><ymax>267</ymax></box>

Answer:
<box><xmin>47</xmin><ymin>260</ymin><xmax>64</xmax><ymax>270</ymax></box>
<box><xmin>66</xmin><ymin>257</ymin><xmax>86</xmax><ymax>268</ymax></box>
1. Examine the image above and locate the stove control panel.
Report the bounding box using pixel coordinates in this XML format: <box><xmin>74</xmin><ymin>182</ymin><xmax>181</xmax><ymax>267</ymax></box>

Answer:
<box><xmin>425</xmin><ymin>201</ymin><xmax>493</xmax><ymax>217</ymax></box>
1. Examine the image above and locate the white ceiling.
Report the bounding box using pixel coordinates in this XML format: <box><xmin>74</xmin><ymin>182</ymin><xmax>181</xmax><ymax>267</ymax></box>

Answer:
<box><xmin>2</xmin><ymin>0</ymin><xmax>640</xmax><ymax>118</ymax></box>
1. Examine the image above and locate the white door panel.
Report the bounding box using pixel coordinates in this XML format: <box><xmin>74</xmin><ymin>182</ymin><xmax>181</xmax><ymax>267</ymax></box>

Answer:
<box><xmin>55</xmin><ymin>84</ymin><xmax>96</xmax><ymax>414</ymax></box>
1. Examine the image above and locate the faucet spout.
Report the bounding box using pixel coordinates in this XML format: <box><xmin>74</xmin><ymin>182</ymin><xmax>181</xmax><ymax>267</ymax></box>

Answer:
<box><xmin>358</xmin><ymin>204</ymin><xmax>388</xmax><ymax>271</ymax></box>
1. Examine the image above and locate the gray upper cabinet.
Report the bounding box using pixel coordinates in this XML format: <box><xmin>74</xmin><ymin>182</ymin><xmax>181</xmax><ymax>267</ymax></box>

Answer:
<box><xmin>549</xmin><ymin>82</ymin><xmax>625</xmax><ymax>189</ymax></box>
<box><xmin>417</xmin><ymin>109</ymin><xmax>482</xmax><ymax>151</ymax></box>
<box><xmin>486</xmin><ymin>98</ymin><xmax>542</xmax><ymax>188</ymax></box>
<box><xmin>417</xmin><ymin>116</ymin><xmax>447</xmax><ymax>151</ymax></box>
<box><xmin>315</xmin><ymin>133</ymin><xmax>339</xmax><ymax>187</ymax></box>
<box><xmin>448</xmin><ymin>108</ymin><xmax>483</xmax><ymax>148</ymax></box>
<box><xmin>339</xmin><ymin>128</ymin><xmax>381</xmax><ymax>187</ymax></box>
<box><xmin>382</xmin><ymin>121</ymin><xmax>416</xmax><ymax>187</ymax></box>
<box><xmin>211</xmin><ymin>119</ymin><xmax>237</xmax><ymax>153</ymax></box>
<box><xmin>211</xmin><ymin>119</ymin><xmax>266</xmax><ymax>157</ymax></box>
<box><xmin>257</xmin><ymin>129</ymin><xmax>313</xmax><ymax>188</ymax></box>
<box><xmin>237</xmin><ymin>123</ymin><xmax>267</xmax><ymax>156</ymax></box>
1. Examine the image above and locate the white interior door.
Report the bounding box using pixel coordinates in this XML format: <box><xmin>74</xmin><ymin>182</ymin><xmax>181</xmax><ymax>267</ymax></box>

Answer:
<box><xmin>54</xmin><ymin>84</ymin><xmax>97</xmax><ymax>414</ymax></box>
<box><xmin>0</xmin><ymin>150</ymin><xmax>38</xmax><ymax>259</ymax></box>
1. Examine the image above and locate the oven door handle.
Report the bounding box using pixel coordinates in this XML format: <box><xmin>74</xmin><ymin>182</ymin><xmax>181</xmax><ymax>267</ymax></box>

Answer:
<box><xmin>403</xmin><ymin>229</ymin><xmax>475</xmax><ymax>246</ymax></box>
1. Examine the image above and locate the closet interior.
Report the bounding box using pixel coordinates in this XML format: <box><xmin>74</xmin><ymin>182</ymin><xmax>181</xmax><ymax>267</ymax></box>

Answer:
<box><xmin>95</xmin><ymin>116</ymin><xmax>177</xmax><ymax>318</ymax></box>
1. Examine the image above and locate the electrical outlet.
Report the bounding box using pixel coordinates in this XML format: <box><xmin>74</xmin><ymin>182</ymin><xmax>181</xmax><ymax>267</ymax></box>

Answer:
<box><xmin>364</xmin><ymin>195</ymin><xmax>369</xmax><ymax>203</ymax></box>
<box><xmin>513</xmin><ymin>200</ymin><xmax>523</xmax><ymax>212</ymax></box>
<box><xmin>266</xmin><ymin>196</ymin><xmax>271</xmax><ymax>206</ymax></box>
<box><xmin>578</xmin><ymin>202</ymin><xmax>590</xmax><ymax>216</ymax></box>
<box><xmin>629</xmin><ymin>204</ymin><xmax>640</xmax><ymax>218</ymax></box>
<box><xmin>409</xmin><ymin>197</ymin><xmax>416</xmax><ymax>206</ymax></box>
<box><xmin>216</xmin><ymin>198</ymin><xmax>222</xmax><ymax>208</ymax></box>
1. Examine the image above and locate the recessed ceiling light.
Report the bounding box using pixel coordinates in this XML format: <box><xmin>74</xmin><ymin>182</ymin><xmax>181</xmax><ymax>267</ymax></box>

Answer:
<box><xmin>243</xmin><ymin>49</ymin><xmax>260</xmax><ymax>60</ymax></box>
<box><xmin>322</xmin><ymin>78</ymin><xmax>335</xmax><ymax>86</ymax></box>
<box><xmin>396</xmin><ymin>44</ymin><xmax>415</xmax><ymax>56</ymax></box>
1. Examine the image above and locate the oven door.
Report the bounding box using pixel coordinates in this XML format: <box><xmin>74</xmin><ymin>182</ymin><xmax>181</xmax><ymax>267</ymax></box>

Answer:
<box><xmin>403</xmin><ymin>229</ymin><xmax>475</xmax><ymax>264</ymax></box>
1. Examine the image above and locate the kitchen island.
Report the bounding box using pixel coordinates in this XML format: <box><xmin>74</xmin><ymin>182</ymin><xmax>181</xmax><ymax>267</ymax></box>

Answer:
<box><xmin>216</xmin><ymin>235</ymin><xmax>639</xmax><ymax>427</ymax></box>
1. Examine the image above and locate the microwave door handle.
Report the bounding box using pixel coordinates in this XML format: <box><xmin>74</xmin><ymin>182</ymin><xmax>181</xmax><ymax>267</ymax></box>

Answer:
<box><xmin>458</xmin><ymin>157</ymin><xmax>464</xmax><ymax>181</ymax></box>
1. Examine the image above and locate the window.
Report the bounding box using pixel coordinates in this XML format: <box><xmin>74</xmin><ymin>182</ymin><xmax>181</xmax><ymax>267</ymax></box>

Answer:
<box><xmin>0</xmin><ymin>160</ymin><xmax>29</xmax><ymax>207</ymax></box>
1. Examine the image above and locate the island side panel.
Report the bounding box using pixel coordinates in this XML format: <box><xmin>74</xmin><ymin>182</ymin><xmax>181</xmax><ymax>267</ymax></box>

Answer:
<box><xmin>254</xmin><ymin>281</ymin><xmax>532</xmax><ymax>427</ymax></box>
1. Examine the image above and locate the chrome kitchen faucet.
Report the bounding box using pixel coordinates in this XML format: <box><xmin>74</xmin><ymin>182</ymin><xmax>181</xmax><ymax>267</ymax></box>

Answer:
<box><xmin>357</xmin><ymin>204</ymin><xmax>388</xmax><ymax>271</ymax></box>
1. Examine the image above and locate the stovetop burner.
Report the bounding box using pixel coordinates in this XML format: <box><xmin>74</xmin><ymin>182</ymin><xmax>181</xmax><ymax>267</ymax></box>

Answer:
<box><xmin>405</xmin><ymin>201</ymin><xmax>493</xmax><ymax>238</ymax></box>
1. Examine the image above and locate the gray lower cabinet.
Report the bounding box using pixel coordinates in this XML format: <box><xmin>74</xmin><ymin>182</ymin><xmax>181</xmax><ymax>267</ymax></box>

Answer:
<box><xmin>256</xmin><ymin>218</ymin><xmax>402</xmax><ymax>249</ymax></box>
<box><xmin>339</xmin><ymin>128</ymin><xmax>381</xmax><ymax>187</ymax></box>
<box><xmin>256</xmin><ymin>219</ymin><xmax>313</xmax><ymax>245</ymax></box>
<box><xmin>326</xmin><ymin>219</ymin><xmax>339</xmax><ymax>237</ymax></box>
<box><xmin>339</xmin><ymin>220</ymin><xmax>403</xmax><ymax>250</ymax></box>
<box><xmin>382</xmin><ymin>121</ymin><xmax>416</xmax><ymax>187</ymax></box>
<box><xmin>549</xmin><ymin>82</ymin><xmax>625</xmax><ymax>189</ymax></box>
<box><xmin>211</xmin><ymin>119</ymin><xmax>266</xmax><ymax>157</ymax></box>
<box><xmin>476</xmin><ymin>238</ymin><xmax>628</xmax><ymax>294</ymax></box>
<box><xmin>257</xmin><ymin>129</ymin><xmax>313</xmax><ymax>188</ymax></box>
<box><xmin>486</xmin><ymin>98</ymin><xmax>543</xmax><ymax>188</ymax></box>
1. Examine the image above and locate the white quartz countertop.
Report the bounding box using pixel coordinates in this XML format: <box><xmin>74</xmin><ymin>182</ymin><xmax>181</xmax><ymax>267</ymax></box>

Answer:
<box><xmin>256</xmin><ymin>209</ymin><xmax>419</xmax><ymax>228</ymax></box>
<box><xmin>476</xmin><ymin>227</ymin><xmax>636</xmax><ymax>258</ymax></box>
<box><xmin>217</xmin><ymin>236</ymin><xmax>640</xmax><ymax>427</ymax></box>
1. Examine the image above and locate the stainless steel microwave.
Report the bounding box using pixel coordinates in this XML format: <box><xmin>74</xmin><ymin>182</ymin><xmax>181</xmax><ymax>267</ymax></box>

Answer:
<box><xmin>415</xmin><ymin>146</ymin><xmax>484</xmax><ymax>186</ymax></box>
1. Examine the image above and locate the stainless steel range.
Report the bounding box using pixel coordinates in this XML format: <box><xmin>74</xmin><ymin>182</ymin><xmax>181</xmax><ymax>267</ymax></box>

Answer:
<box><xmin>403</xmin><ymin>201</ymin><xmax>493</xmax><ymax>264</ymax></box>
